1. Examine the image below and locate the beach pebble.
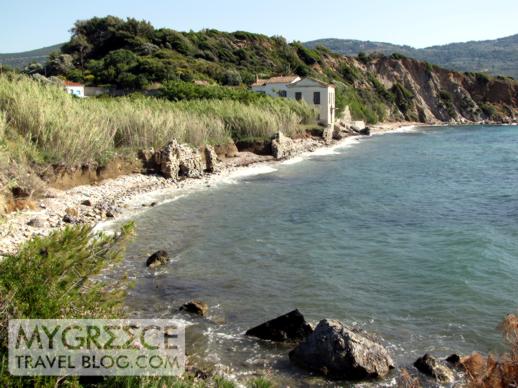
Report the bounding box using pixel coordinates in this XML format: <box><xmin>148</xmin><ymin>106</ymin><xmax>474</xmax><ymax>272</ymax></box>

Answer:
<box><xmin>27</xmin><ymin>217</ymin><xmax>47</xmax><ymax>228</ymax></box>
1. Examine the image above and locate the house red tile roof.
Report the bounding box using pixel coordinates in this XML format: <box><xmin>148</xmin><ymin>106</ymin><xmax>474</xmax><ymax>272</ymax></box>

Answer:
<box><xmin>63</xmin><ymin>81</ymin><xmax>83</xmax><ymax>87</ymax></box>
<box><xmin>252</xmin><ymin>75</ymin><xmax>300</xmax><ymax>86</ymax></box>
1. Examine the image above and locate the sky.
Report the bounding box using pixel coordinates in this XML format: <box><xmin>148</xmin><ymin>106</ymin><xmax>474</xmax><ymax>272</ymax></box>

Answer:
<box><xmin>1</xmin><ymin>0</ymin><xmax>518</xmax><ymax>53</ymax></box>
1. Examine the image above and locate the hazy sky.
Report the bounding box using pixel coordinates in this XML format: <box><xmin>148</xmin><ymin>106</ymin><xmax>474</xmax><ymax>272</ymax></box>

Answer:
<box><xmin>2</xmin><ymin>0</ymin><xmax>518</xmax><ymax>52</ymax></box>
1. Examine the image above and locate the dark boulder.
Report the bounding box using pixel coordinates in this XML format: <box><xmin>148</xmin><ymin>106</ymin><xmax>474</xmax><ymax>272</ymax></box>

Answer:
<box><xmin>446</xmin><ymin>353</ymin><xmax>461</xmax><ymax>365</ymax></box>
<box><xmin>81</xmin><ymin>199</ymin><xmax>92</xmax><ymax>206</ymax></box>
<box><xmin>245</xmin><ymin>309</ymin><xmax>313</xmax><ymax>342</ymax></box>
<box><xmin>146</xmin><ymin>250</ymin><xmax>169</xmax><ymax>268</ymax></box>
<box><xmin>357</xmin><ymin>127</ymin><xmax>371</xmax><ymax>136</ymax></box>
<box><xmin>414</xmin><ymin>354</ymin><xmax>454</xmax><ymax>383</ymax></box>
<box><xmin>289</xmin><ymin>319</ymin><xmax>394</xmax><ymax>380</ymax></box>
<box><xmin>179</xmin><ymin>301</ymin><xmax>208</xmax><ymax>317</ymax></box>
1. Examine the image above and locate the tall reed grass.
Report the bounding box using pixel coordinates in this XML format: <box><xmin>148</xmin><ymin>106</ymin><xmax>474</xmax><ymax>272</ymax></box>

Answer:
<box><xmin>0</xmin><ymin>75</ymin><xmax>316</xmax><ymax>166</ymax></box>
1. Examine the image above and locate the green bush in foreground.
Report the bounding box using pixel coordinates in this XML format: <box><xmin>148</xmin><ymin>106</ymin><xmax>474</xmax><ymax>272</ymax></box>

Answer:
<box><xmin>0</xmin><ymin>224</ymin><xmax>132</xmax><ymax>387</ymax></box>
<box><xmin>0</xmin><ymin>225</ymin><xmax>271</xmax><ymax>387</ymax></box>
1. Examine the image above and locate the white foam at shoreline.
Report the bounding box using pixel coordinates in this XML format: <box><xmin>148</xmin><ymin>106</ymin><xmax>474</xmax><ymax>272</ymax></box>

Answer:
<box><xmin>95</xmin><ymin>130</ymin><xmax>391</xmax><ymax>232</ymax></box>
<box><xmin>281</xmin><ymin>156</ymin><xmax>304</xmax><ymax>165</ymax></box>
<box><xmin>225</xmin><ymin>164</ymin><xmax>277</xmax><ymax>180</ymax></box>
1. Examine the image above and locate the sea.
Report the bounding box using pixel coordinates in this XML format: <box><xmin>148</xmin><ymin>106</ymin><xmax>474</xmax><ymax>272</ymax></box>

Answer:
<box><xmin>107</xmin><ymin>125</ymin><xmax>518</xmax><ymax>386</ymax></box>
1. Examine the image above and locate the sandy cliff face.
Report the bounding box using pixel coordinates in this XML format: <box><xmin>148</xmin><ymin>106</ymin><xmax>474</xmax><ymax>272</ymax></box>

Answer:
<box><xmin>363</xmin><ymin>56</ymin><xmax>518</xmax><ymax>123</ymax></box>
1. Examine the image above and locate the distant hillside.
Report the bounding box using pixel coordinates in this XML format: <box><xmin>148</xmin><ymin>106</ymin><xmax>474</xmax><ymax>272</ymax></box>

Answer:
<box><xmin>0</xmin><ymin>44</ymin><xmax>63</xmax><ymax>69</ymax></box>
<box><xmin>305</xmin><ymin>35</ymin><xmax>518</xmax><ymax>79</ymax></box>
<box><xmin>30</xmin><ymin>16</ymin><xmax>518</xmax><ymax>124</ymax></box>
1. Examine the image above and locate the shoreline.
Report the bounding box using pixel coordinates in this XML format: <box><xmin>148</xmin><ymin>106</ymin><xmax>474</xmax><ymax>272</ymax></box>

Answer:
<box><xmin>0</xmin><ymin>121</ymin><xmax>427</xmax><ymax>257</ymax></box>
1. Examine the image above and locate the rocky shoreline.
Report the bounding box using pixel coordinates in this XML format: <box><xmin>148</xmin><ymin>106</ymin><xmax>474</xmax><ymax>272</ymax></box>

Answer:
<box><xmin>1</xmin><ymin>121</ymin><xmax>422</xmax><ymax>258</ymax></box>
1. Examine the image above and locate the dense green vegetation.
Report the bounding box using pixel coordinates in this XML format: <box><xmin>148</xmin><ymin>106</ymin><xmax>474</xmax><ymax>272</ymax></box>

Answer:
<box><xmin>306</xmin><ymin>35</ymin><xmax>518</xmax><ymax>79</ymax></box>
<box><xmin>33</xmin><ymin>16</ymin><xmax>406</xmax><ymax>123</ymax></box>
<box><xmin>0</xmin><ymin>74</ymin><xmax>315</xmax><ymax>167</ymax></box>
<box><xmin>44</xmin><ymin>16</ymin><xmax>326</xmax><ymax>88</ymax></box>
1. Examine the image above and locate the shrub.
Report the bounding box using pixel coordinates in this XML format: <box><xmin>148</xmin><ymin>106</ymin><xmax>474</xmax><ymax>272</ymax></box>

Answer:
<box><xmin>294</xmin><ymin>44</ymin><xmax>321</xmax><ymax>66</ymax></box>
<box><xmin>358</xmin><ymin>52</ymin><xmax>369</xmax><ymax>64</ymax></box>
<box><xmin>220</xmin><ymin>70</ymin><xmax>242</xmax><ymax>86</ymax></box>
<box><xmin>480</xmin><ymin>103</ymin><xmax>498</xmax><ymax>119</ymax></box>
<box><xmin>339</xmin><ymin>63</ymin><xmax>361</xmax><ymax>83</ymax></box>
<box><xmin>390</xmin><ymin>53</ymin><xmax>407</xmax><ymax>60</ymax></box>
<box><xmin>391</xmin><ymin>82</ymin><xmax>414</xmax><ymax>115</ymax></box>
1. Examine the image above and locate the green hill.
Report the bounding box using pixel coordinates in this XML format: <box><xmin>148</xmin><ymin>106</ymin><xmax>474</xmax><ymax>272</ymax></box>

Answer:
<box><xmin>26</xmin><ymin>16</ymin><xmax>518</xmax><ymax>124</ymax></box>
<box><xmin>305</xmin><ymin>35</ymin><xmax>518</xmax><ymax>79</ymax></box>
<box><xmin>0</xmin><ymin>43</ymin><xmax>63</xmax><ymax>69</ymax></box>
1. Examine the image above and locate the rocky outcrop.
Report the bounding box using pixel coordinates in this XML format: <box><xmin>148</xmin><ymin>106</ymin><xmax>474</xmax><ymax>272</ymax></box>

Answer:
<box><xmin>414</xmin><ymin>353</ymin><xmax>454</xmax><ymax>383</ymax></box>
<box><xmin>245</xmin><ymin>309</ymin><xmax>313</xmax><ymax>342</ymax></box>
<box><xmin>322</xmin><ymin>126</ymin><xmax>334</xmax><ymax>144</ymax></box>
<box><xmin>214</xmin><ymin>142</ymin><xmax>239</xmax><ymax>159</ymax></box>
<box><xmin>155</xmin><ymin>141</ymin><xmax>204</xmax><ymax>180</ymax></box>
<box><xmin>366</xmin><ymin>56</ymin><xmax>518</xmax><ymax>123</ymax></box>
<box><xmin>140</xmin><ymin>141</ymin><xmax>226</xmax><ymax>178</ymax></box>
<box><xmin>179</xmin><ymin>301</ymin><xmax>208</xmax><ymax>316</ymax></box>
<box><xmin>146</xmin><ymin>250</ymin><xmax>169</xmax><ymax>268</ymax></box>
<box><xmin>271</xmin><ymin>132</ymin><xmax>296</xmax><ymax>159</ymax></box>
<box><xmin>203</xmin><ymin>145</ymin><xmax>219</xmax><ymax>173</ymax></box>
<box><xmin>289</xmin><ymin>319</ymin><xmax>394</xmax><ymax>380</ymax></box>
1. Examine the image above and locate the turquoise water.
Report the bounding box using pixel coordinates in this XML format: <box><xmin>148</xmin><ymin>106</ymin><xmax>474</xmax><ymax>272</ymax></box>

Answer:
<box><xmin>120</xmin><ymin>125</ymin><xmax>518</xmax><ymax>383</ymax></box>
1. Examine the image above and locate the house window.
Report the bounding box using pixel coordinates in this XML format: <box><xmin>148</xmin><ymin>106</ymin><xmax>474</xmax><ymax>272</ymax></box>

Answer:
<box><xmin>313</xmin><ymin>91</ymin><xmax>321</xmax><ymax>105</ymax></box>
<box><xmin>278</xmin><ymin>90</ymin><xmax>287</xmax><ymax>97</ymax></box>
<box><xmin>295</xmin><ymin>92</ymin><xmax>302</xmax><ymax>101</ymax></box>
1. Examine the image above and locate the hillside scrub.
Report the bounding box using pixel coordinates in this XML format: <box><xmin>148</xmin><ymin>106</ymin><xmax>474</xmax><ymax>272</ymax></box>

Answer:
<box><xmin>0</xmin><ymin>74</ymin><xmax>315</xmax><ymax>167</ymax></box>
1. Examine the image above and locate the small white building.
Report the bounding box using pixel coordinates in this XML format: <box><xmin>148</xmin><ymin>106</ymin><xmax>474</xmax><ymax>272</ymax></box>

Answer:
<box><xmin>64</xmin><ymin>81</ymin><xmax>85</xmax><ymax>98</ymax></box>
<box><xmin>252</xmin><ymin>76</ymin><xmax>335</xmax><ymax>126</ymax></box>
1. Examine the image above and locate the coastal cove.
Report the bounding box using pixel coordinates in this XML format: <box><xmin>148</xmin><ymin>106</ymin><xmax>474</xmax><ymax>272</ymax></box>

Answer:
<box><xmin>102</xmin><ymin>124</ymin><xmax>518</xmax><ymax>385</ymax></box>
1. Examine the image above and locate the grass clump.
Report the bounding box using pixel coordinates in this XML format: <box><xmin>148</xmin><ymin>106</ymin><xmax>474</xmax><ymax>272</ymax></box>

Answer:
<box><xmin>0</xmin><ymin>74</ymin><xmax>315</xmax><ymax>168</ymax></box>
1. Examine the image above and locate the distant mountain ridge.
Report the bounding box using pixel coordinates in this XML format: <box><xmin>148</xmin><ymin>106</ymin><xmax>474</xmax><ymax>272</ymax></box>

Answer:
<box><xmin>305</xmin><ymin>34</ymin><xmax>518</xmax><ymax>79</ymax></box>
<box><xmin>0</xmin><ymin>44</ymin><xmax>63</xmax><ymax>69</ymax></box>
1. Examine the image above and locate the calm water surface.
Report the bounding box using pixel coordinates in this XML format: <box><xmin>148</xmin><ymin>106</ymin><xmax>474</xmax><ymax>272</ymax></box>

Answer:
<box><xmin>115</xmin><ymin>125</ymin><xmax>518</xmax><ymax>384</ymax></box>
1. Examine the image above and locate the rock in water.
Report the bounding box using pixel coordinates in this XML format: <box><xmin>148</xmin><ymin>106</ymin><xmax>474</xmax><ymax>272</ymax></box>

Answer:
<box><xmin>204</xmin><ymin>145</ymin><xmax>219</xmax><ymax>173</ymax></box>
<box><xmin>414</xmin><ymin>354</ymin><xmax>454</xmax><ymax>383</ymax></box>
<box><xmin>146</xmin><ymin>250</ymin><xmax>169</xmax><ymax>268</ymax></box>
<box><xmin>179</xmin><ymin>301</ymin><xmax>208</xmax><ymax>316</ymax></box>
<box><xmin>289</xmin><ymin>319</ymin><xmax>395</xmax><ymax>380</ymax></box>
<box><xmin>155</xmin><ymin>140</ymin><xmax>204</xmax><ymax>179</ymax></box>
<box><xmin>271</xmin><ymin>132</ymin><xmax>295</xmax><ymax>159</ymax></box>
<box><xmin>357</xmin><ymin>127</ymin><xmax>370</xmax><ymax>136</ymax></box>
<box><xmin>446</xmin><ymin>354</ymin><xmax>461</xmax><ymax>365</ymax></box>
<box><xmin>245</xmin><ymin>309</ymin><xmax>313</xmax><ymax>342</ymax></box>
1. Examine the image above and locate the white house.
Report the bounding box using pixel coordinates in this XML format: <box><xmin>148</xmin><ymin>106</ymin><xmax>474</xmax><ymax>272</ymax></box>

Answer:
<box><xmin>64</xmin><ymin>81</ymin><xmax>85</xmax><ymax>98</ymax></box>
<box><xmin>252</xmin><ymin>76</ymin><xmax>335</xmax><ymax>126</ymax></box>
